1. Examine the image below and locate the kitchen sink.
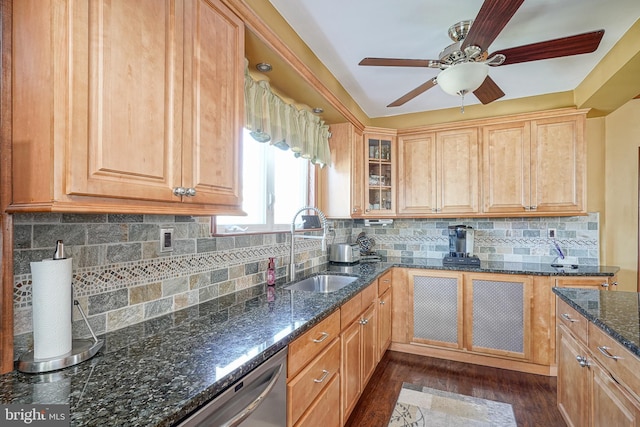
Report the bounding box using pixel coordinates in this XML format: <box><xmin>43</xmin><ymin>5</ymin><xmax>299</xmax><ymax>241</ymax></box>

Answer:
<box><xmin>285</xmin><ymin>274</ymin><xmax>358</xmax><ymax>293</ymax></box>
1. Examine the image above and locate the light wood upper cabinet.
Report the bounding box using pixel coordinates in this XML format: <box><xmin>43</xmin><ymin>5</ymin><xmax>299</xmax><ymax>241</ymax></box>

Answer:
<box><xmin>397</xmin><ymin>132</ymin><xmax>437</xmax><ymax>214</ymax></box>
<box><xmin>439</xmin><ymin>129</ymin><xmax>480</xmax><ymax>215</ymax></box>
<box><xmin>530</xmin><ymin>115</ymin><xmax>585</xmax><ymax>214</ymax></box>
<box><xmin>181</xmin><ymin>0</ymin><xmax>244</xmax><ymax>207</ymax></box>
<box><xmin>318</xmin><ymin>123</ymin><xmax>364</xmax><ymax>218</ymax></box>
<box><xmin>11</xmin><ymin>0</ymin><xmax>243</xmax><ymax>214</ymax></box>
<box><xmin>398</xmin><ymin>128</ymin><xmax>479</xmax><ymax>216</ymax></box>
<box><xmin>482</xmin><ymin>121</ymin><xmax>531</xmax><ymax>214</ymax></box>
<box><xmin>362</xmin><ymin>128</ymin><xmax>396</xmax><ymax>216</ymax></box>
<box><xmin>483</xmin><ymin>111</ymin><xmax>586</xmax><ymax>215</ymax></box>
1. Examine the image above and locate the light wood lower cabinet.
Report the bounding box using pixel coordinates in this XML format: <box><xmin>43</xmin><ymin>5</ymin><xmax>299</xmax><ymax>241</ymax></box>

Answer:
<box><xmin>402</xmin><ymin>269</ymin><xmax>532</xmax><ymax>361</ymax></box>
<box><xmin>556</xmin><ymin>298</ymin><xmax>640</xmax><ymax>426</ymax></box>
<box><xmin>340</xmin><ymin>282</ymin><xmax>378</xmax><ymax>425</ymax></box>
<box><xmin>287</xmin><ymin>310</ymin><xmax>341</xmax><ymax>427</ymax></box>
<box><xmin>288</xmin><ymin>279</ymin><xmax>386</xmax><ymax>426</ymax></box>
<box><xmin>377</xmin><ymin>270</ymin><xmax>393</xmax><ymax>361</ymax></box>
<box><xmin>391</xmin><ymin>268</ymin><xmax>616</xmax><ymax>375</ymax></box>
<box><xmin>555</xmin><ymin>276</ymin><xmax>618</xmax><ymax>290</ymax></box>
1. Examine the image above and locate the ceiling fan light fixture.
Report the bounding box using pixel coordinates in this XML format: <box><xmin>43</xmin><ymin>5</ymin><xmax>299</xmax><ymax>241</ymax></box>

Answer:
<box><xmin>437</xmin><ymin>62</ymin><xmax>488</xmax><ymax>97</ymax></box>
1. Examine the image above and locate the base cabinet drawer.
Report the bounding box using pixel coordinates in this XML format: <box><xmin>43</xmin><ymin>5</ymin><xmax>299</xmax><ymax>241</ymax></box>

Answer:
<box><xmin>592</xmin><ymin>362</ymin><xmax>640</xmax><ymax>427</ymax></box>
<box><xmin>589</xmin><ymin>322</ymin><xmax>640</xmax><ymax>402</ymax></box>
<box><xmin>287</xmin><ymin>338</ymin><xmax>340</xmax><ymax>426</ymax></box>
<box><xmin>557</xmin><ymin>298</ymin><xmax>588</xmax><ymax>344</ymax></box>
<box><xmin>288</xmin><ymin>310</ymin><xmax>340</xmax><ymax>378</ymax></box>
<box><xmin>294</xmin><ymin>372</ymin><xmax>341</xmax><ymax>427</ymax></box>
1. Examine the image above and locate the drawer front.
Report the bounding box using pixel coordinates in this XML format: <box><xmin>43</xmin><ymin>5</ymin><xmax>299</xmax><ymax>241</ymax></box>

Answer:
<box><xmin>289</xmin><ymin>310</ymin><xmax>340</xmax><ymax>378</ymax></box>
<box><xmin>361</xmin><ymin>282</ymin><xmax>377</xmax><ymax>307</ymax></box>
<box><xmin>588</xmin><ymin>322</ymin><xmax>640</xmax><ymax>401</ymax></box>
<box><xmin>556</xmin><ymin>298</ymin><xmax>588</xmax><ymax>345</ymax></box>
<box><xmin>340</xmin><ymin>293</ymin><xmax>362</xmax><ymax>329</ymax></box>
<box><xmin>294</xmin><ymin>371</ymin><xmax>340</xmax><ymax>427</ymax></box>
<box><xmin>287</xmin><ymin>338</ymin><xmax>341</xmax><ymax>426</ymax></box>
<box><xmin>378</xmin><ymin>271</ymin><xmax>392</xmax><ymax>295</ymax></box>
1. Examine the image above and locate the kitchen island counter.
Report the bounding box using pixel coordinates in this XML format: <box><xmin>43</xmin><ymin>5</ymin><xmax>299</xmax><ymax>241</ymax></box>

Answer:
<box><xmin>0</xmin><ymin>259</ymin><xmax>619</xmax><ymax>426</ymax></box>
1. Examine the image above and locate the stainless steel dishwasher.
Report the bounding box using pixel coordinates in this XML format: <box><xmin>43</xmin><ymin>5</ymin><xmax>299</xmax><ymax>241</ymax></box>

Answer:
<box><xmin>177</xmin><ymin>347</ymin><xmax>287</xmax><ymax>426</ymax></box>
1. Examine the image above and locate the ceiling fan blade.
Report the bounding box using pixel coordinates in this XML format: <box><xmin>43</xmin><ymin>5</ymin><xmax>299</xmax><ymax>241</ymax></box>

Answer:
<box><xmin>359</xmin><ymin>58</ymin><xmax>440</xmax><ymax>68</ymax></box>
<box><xmin>490</xmin><ymin>30</ymin><xmax>605</xmax><ymax>66</ymax></box>
<box><xmin>473</xmin><ymin>76</ymin><xmax>505</xmax><ymax>104</ymax></box>
<box><xmin>461</xmin><ymin>0</ymin><xmax>525</xmax><ymax>51</ymax></box>
<box><xmin>387</xmin><ymin>78</ymin><xmax>437</xmax><ymax>107</ymax></box>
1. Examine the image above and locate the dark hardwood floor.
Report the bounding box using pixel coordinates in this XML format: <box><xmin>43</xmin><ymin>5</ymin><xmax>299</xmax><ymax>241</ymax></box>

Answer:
<box><xmin>345</xmin><ymin>351</ymin><xmax>566</xmax><ymax>427</ymax></box>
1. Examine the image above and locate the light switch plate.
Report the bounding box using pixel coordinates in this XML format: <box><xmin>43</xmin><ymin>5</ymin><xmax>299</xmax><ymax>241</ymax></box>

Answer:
<box><xmin>160</xmin><ymin>228</ymin><xmax>174</xmax><ymax>252</ymax></box>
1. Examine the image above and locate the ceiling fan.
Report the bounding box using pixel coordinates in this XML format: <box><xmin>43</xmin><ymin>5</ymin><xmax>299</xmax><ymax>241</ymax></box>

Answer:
<box><xmin>359</xmin><ymin>0</ymin><xmax>605</xmax><ymax>110</ymax></box>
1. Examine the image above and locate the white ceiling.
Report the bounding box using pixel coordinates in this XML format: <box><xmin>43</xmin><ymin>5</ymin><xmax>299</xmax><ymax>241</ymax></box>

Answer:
<box><xmin>268</xmin><ymin>0</ymin><xmax>640</xmax><ymax>118</ymax></box>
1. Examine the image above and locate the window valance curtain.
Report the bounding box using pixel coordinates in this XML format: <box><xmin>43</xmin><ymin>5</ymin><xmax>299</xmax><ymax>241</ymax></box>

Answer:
<box><xmin>244</xmin><ymin>66</ymin><xmax>331</xmax><ymax>167</ymax></box>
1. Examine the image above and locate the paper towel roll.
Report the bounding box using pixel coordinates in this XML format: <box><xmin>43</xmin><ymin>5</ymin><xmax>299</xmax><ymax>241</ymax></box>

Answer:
<box><xmin>30</xmin><ymin>258</ymin><xmax>73</xmax><ymax>360</ymax></box>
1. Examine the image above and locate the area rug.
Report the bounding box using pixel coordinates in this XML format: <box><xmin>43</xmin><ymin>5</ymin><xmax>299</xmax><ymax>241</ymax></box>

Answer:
<box><xmin>388</xmin><ymin>383</ymin><xmax>517</xmax><ymax>427</ymax></box>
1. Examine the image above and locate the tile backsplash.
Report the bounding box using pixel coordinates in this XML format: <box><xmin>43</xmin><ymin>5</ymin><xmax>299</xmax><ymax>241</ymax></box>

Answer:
<box><xmin>12</xmin><ymin>212</ymin><xmax>599</xmax><ymax>355</ymax></box>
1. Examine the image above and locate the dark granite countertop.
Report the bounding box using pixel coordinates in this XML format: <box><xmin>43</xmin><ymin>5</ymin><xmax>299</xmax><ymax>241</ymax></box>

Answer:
<box><xmin>0</xmin><ymin>258</ymin><xmax>619</xmax><ymax>426</ymax></box>
<box><xmin>553</xmin><ymin>287</ymin><xmax>640</xmax><ymax>358</ymax></box>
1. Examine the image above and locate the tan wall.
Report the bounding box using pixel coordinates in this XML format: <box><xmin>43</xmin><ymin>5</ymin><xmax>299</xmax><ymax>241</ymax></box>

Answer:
<box><xmin>602</xmin><ymin>99</ymin><xmax>640</xmax><ymax>291</ymax></box>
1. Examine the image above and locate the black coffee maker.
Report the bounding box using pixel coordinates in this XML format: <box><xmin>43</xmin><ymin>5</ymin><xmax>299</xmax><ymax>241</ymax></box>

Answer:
<box><xmin>443</xmin><ymin>225</ymin><xmax>480</xmax><ymax>266</ymax></box>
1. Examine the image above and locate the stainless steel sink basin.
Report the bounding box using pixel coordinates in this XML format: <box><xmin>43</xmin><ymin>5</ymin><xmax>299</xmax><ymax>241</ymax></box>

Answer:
<box><xmin>285</xmin><ymin>274</ymin><xmax>358</xmax><ymax>293</ymax></box>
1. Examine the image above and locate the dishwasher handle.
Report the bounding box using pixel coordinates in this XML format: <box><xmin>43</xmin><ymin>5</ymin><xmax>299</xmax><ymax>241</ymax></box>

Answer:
<box><xmin>221</xmin><ymin>362</ymin><xmax>284</xmax><ymax>427</ymax></box>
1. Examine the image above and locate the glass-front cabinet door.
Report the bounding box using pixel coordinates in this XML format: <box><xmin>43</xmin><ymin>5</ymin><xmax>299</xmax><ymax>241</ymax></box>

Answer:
<box><xmin>364</xmin><ymin>130</ymin><xmax>396</xmax><ymax>215</ymax></box>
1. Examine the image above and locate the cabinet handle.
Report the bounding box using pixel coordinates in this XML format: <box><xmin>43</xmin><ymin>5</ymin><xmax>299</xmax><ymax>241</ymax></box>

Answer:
<box><xmin>383</xmin><ymin>279</ymin><xmax>390</xmax><ymax>283</ymax></box>
<box><xmin>313</xmin><ymin>369</ymin><xmax>329</xmax><ymax>383</ymax></box>
<box><xmin>380</xmin><ymin>300</ymin><xmax>386</xmax><ymax>305</ymax></box>
<box><xmin>312</xmin><ymin>332</ymin><xmax>329</xmax><ymax>343</ymax></box>
<box><xmin>359</xmin><ymin>318</ymin><xmax>368</xmax><ymax>325</ymax></box>
<box><xmin>576</xmin><ymin>355</ymin><xmax>590</xmax><ymax>368</ymax></box>
<box><xmin>173</xmin><ymin>187</ymin><xmax>187</xmax><ymax>196</ymax></box>
<box><xmin>530</xmin><ymin>205</ymin><xmax>537</xmax><ymax>210</ymax></box>
<box><xmin>185</xmin><ymin>187</ymin><xmax>197</xmax><ymax>197</ymax></box>
<box><xmin>597</xmin><ymin>346</ymin><xmax>622</xmax><ymax>360</ymax></box>
<box><xmin>601</xmin><ymin>282</ymin><xmax>609</xmax><ymax>288</ymax></box>
<box><xmin>561</xmin><ymin>313</ymin><xmax>578</xmax><ymax>323</ymax></box>
<box><xmin>612</xmin><ymin>282</ymin><xmax>618</xmax><ymax>287</ymax></box>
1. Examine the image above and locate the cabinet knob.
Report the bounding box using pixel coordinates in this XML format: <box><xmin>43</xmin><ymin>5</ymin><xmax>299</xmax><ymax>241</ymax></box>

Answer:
<box><xmin>530</xmin><ymin>205</ymin><xmax>537</xmax><ymax>210</ymax></box>
<box><xmin>173</xmin><ymin>187</ymin><xmax>187</xmax><ymax>196</ymax></box>
<box><xmin>601</xmin><ymin>282</ymin><xmax>609</xmax><ymax>288</ymax></box>
<box><xmin>576</xmin><ymin>355</ymin><xmax>590</xmax><ymax>368</ymax></box>
<box><xmin>185</xmin><ymin>187</ymin><xmax>197</xmax><ymax>197</ymax></box>
<box><xmin>359</xmin><ymin>318</ymin><xmax>368</xmax><ymax>325</ymax></box>
<box><xmin>353</xmin><ymin>208</ymin><xmax>358</xmax><ymax>212</ymax></box>
<box><xmin>380</xmin><ymin>300</ymin><xmax>386</xmax><ymax>305</ymax></box>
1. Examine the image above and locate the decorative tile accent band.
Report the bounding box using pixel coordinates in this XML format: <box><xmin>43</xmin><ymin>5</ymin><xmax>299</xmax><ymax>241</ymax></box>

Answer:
<box><xmin>13</xmin><ymin>239</ymin><xmax>319</xmax><ymax>307</ymax></box>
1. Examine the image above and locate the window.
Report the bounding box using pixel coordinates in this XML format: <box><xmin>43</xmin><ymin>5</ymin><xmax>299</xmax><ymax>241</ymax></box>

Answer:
<box><xmin>215</xmin><ymin>129</ymin><xmax>310</xmax><ymax>233</ymax></box>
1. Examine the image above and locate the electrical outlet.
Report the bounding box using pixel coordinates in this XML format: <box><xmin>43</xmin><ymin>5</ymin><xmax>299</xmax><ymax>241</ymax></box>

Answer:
<box><xmin>548</xmin><ymin>228</ymin><xmax>557</xmax><ymax>238</ymax></box>
<box><xmin>160</xmin><ymin>228</ymin><xmax>174</xmax><ymax>252</ymax></box>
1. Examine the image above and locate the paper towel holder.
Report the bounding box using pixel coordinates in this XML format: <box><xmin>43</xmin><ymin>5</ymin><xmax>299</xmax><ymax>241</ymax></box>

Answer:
<box><xmin>17</xmin><ymin>300</ymin><xmax>104</xmax><ymax>374</ymax></box>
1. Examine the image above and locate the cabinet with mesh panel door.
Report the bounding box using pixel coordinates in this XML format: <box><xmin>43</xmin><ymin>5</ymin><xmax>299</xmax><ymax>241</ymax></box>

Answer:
<box><xmin>406</xmin><ymin>270</ymin><xmax>532</xmax><ymax>361</ymax></box>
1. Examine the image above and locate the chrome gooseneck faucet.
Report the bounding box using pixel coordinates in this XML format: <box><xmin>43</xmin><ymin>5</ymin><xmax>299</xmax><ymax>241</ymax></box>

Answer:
<box><xmin>290</xmin><ymin>206</ymin><xmax>328</xmax><ymax>281</ymax></box>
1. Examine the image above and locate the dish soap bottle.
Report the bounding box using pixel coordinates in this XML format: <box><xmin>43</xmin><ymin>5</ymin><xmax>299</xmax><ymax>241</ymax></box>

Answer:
<box><xmin>267</xmin><ymin>257</ymin><xmax>276</xmax><ymax>286</ymax></box>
